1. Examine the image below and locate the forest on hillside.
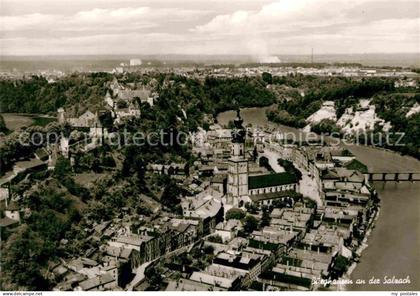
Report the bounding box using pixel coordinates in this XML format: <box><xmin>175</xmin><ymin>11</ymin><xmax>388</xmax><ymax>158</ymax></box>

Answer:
<box><xmin>1</xmin><ymin>72</ymin><xmax>419</xmax><ymax>158</ymax></box>
<box><xmin>264</xmin><ymin>73</ymin><xmax>420</xmax><ymax>159</ymax></box>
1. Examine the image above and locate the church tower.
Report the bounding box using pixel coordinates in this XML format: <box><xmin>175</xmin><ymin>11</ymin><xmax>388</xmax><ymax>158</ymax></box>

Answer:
<box><xmin>227</xmin><ymin>109</ymin><xmax>249</xmax><ymax>205</ymax></box>
<box><xmin>57</xmin><ymin>108</ymin><xmax>66</xmax><ymax>124</ymax></box>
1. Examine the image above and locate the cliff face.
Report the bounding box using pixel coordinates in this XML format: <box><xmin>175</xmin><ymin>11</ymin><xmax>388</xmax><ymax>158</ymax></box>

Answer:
<box><xmin>303</xmin><ymin>99</ymin><xmax>392</xmax><ymax>135</ymax></box>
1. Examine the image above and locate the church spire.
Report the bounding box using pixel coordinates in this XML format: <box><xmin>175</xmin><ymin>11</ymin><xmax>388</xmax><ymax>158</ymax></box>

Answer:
<box><xmin>231</xmin><ymin>108</ymin><xmax>246</xmax><ymax>144</ymax></box>
<box><xmin>227</xmin><ymin>107</ymin><xmax>249</xmax><ymax>205</ymax></box>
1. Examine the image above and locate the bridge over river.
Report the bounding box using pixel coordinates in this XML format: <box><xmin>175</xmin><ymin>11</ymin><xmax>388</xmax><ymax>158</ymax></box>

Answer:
<box><xmin>365</xmin><ymin>171</ymin><xmax>420</xmax><ymax>182</ymax></box>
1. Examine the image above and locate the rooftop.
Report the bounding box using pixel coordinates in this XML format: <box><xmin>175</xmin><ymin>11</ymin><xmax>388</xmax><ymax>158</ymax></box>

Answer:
<box><xmin>251</xmin><ymin>227</ymin><xmax>298</xmax><ymax>245</ymax></box>
<box><xmin>14</xmin><ymin>158</ymin><xmax>46</xmax><ymax>172</ymax></box>
<box><xmin>301</xmin><ymin>226</ymin><xmax>342</xmax><ymax>247</ymax></box>
<box><xmin>115</xmin><ymin>234</ymin><xmax>153</xmax><ymax>246</ymax></box>
<box><xmin>166</xmin><ymin>278</ymin><xmax>225</xmax><ymax>291</ymax></box>
<box><xmin>79</xmin><ymin>272</ymin><xmax>114</xmax><ymax>291</ymax></box>
<box><xmin>0</xmin><ymin>216</ymin><xmax>19</xmax><ymax>227</ymax></box>
<box><xmin>248</xmin><ymin>172</ymin><xmax>297</xmax><ymax>190</ymax></box>
<box><xmin>249</xmin><ymin>190</ymin><xmax>296</xmax><ymax>201</ymax></box>
<box><xmin>190</xmin><ymin>265</ymin><xmax>242</xmax><ymax>289</ymax></box>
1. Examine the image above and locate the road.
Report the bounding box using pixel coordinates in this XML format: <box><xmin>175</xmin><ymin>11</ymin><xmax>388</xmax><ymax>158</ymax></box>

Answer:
<box><xmin>259</xmin><ymin>149</ymin><xmax>285</xmax><ymax>173</ymax></box>
<box><xmin>297</xmin><ymin>165</ymin><xmax>322</xmax><ymax>206</ymax></box>
<box><xmin>126</xmin><ymin>261</ymin><xmax>150</xmax><ymax>291</ymax></box>
<box><xmin>265</xmin><ymin>142</ymin><xmax>322</xmax><ymax>206</ymax></box>
<box><xmin>125</xmin><ymin>240</ymin><xmax>198</xmax><ymax>290</ymax></box>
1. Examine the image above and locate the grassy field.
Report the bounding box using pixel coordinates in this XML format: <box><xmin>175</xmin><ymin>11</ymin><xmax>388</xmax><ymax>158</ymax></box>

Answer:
<box><xmin>1</xmin><ymin>113</ymin><xmax>56</xmax><ymax>131</ymax></box>
<box><xmin>73</xmin><ymin>172</ymin><xmax>107</xmax><ymax>188</ymax></box>
<box><xmin>31</xmin><ymin>116</ymin><xmax>56</xmax><ymax>127</ymax></box>
<box><xmin>2</xmin><ymin>113</ymin><xmax>34</xmax><ymax>131</ymax></box>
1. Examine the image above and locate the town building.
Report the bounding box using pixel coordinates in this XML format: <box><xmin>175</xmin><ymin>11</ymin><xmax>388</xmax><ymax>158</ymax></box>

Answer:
<box><xmin>226</xmin><ymin>110</ymin><xmax>249</xmax><ymax>205</ymax></box>
<box><xmin>181</xmin><ymin>193</ymin><xmax>224</xmax><ymax>234</ymax></box>
<box><xmin>189</xmin><ymin>265</ymin><xmax>243</xmax><ymax>290</ymax></box>
<box><xmin>214</xmin><ymin>219</ymin><xmax>243</xmax><ymax>243</ymax></box>
<box><xmin>226</xmin><ymin>110</ymin><xmax>299</xmax><ymax>207</ymax></box>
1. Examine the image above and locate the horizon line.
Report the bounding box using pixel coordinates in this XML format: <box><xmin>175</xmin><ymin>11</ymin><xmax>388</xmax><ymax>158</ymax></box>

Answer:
<box><xmin>1</xmin><ymin>52</ymin><xmax>419</xmax><ymax>58</ymax></box>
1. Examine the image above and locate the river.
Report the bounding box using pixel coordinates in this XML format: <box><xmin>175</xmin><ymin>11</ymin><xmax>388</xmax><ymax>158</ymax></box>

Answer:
<box><xmin>218</xmin><ymin>107</ymin><xmax>420</xmax><ymax>291</ymax></box>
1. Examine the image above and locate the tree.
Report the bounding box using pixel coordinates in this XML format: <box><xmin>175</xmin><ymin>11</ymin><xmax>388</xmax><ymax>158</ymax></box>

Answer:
<box><xmin>345</xmin><ymin>159</ymin><xmax>368</xmax><ymax>173</ymax></box>
<box><xmin>259</xmin><ymin>156</ymin><xmax>272</xmax><ymax>171</ymax></box>
<box><xmin>1</xmin><ymin>226</ymin><xmax>51</xmax><ymax>290</ymax></box>
<box><xmin>207</xmin><ymin>235</ymin><xmax>223</xmax><ymax>243</ymax></box>
<box><xmin>84</xmin><ymin>201</ymin><xmax>113</xmax><ymax>222</ymax></box>
<box><xmin>225</xmin><ymin>208</ymin><xmax>246</xmax><ymax>220</ymax></box>
<box><xmin>27</xmin><ymin>187</ymin><xmax>71</xmax><ymax>213</ymax></box>
<box><xmin>116</xmin><ymin>99</ymin><xmax>128</xmax><ymax>109</ymax></box>
<box><xmin>54</xmin><ymin>156</ymin><xmax>72</xmax><ymax>178</ymax></box>
<box><xmin>245</xmin><ymin>202</ymin><xmax>259</xmax><ymax>214</ymax></box>
<box><xmin>260</xmin><ymin>208</ymin><xmax>271</xmax><ymax>227</ymax></box>
<box><xmin>262</xmin><ymin>72</ymin><xmax>273</xmax><ymax>84</ymax></box>
<box><xmin>98</xmin><ymin>111</ymin><xmax>114</xmax><ymax>128</ymax></box>
<box><xmin>184</xmin><ymin>162</ymin><xmax>190</xmax><ymax>176</ymax></box>
<box><xmin>266</xmin><ymin>109</ymin><xmax>305</xmax><ymax>128</ymax></box>
<box><xmin>160</xmin><ymin>178</ymin><xmax>183</xmax><ymax>212</ymax></box>
<box><xmin>0</xmin><ymin>114</ymin><xmax>8</xmax><ymax>134</ymax></box>
<box><xmin>333</xmin><ymin>255</ymin><xmax>350</xmax><ymax>276</ymax></box>
<box><xmin>311</xmin><ymin>119</ymin><xmax>340</xmax><ymax>135</ymax></box>
<box><xmin>243</xmin><ymin>215</ymin><xmax>259</xmax><ymax>233</ymax></box>
<box><xmin>227</xmin><ymin>120</ymin><xmax>236</xmax><ymax>129</ymax></box>
<box><xmin>278</xmin><ymin>158</ymin><xmax>302</xmax><ymax>180</ymax></box>
<box><xmin>341</xmin><ymin>149</ymin><xmax>353</xmax><ymax>156</ymax></box>
<box><xmin>28</xmin><ymin>209</ymin><xmax>67</xmax><ymax>241</ymax></box>
<box><xmin>203</xmin><ymin>245</ymin><xmax>215</xmax><ymax>255</ymax></box>
<box><xmin>144</xmin><ymin>266</ymin><xmax>162</xmax><ymax>290</ymax></box>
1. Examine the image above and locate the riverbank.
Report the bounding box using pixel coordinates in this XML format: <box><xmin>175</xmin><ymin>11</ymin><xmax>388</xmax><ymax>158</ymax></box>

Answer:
<box><xmin>349</xmin><ymin>181</ymin><xmax>420</xmax><ymax>291</ymax></box>
<box><xmin>338</xmin><ymin>206</ymin><xmax>381</xmax><ymax>291</ymax></box>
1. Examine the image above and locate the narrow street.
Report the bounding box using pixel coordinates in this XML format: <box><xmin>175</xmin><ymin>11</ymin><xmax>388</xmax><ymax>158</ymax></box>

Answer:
<box><xmin>126</xmin><ymin>240</ymin><xmax>200</xmax><ymax>290</ymax></box>
<box><xmin>297</xmin><ymin>167</ymin><xmax>322</xmax><ymax>206</ymax></box>
<box><xmin>126</xmin><ymin>262</ymin><xmax>150</xmax><ymax>291</ymax></box>
<box><xmin>265</xmin><ymin>142</ymin><xmax>322</xmax><ymax>206</ymax></box>
<box><xmin>259</xmin><ymin>149</ymin><xmax>285</xmax><ymax>173</ymax></box>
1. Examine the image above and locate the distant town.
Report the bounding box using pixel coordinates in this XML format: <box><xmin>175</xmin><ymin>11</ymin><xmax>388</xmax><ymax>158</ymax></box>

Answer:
<box><xmin>1</xmin><ymin>57</ymin><xmax>419</xmax><ymax>81</ymax></box>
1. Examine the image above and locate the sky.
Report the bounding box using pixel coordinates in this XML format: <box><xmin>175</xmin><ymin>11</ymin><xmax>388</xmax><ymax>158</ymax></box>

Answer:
<box><xmin>0</xmin><ymin>0</ymin><xmax>419</xmax><ymax>56</ymax></box>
